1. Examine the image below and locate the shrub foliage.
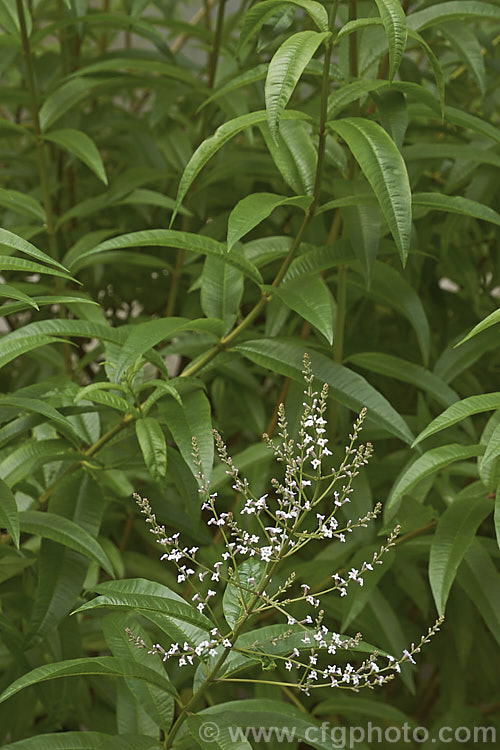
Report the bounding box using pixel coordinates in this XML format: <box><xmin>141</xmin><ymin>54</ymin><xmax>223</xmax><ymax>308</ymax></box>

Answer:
<box><xmin>0</xmin><ymin>0</ymin><xmax>499</xmax><ymax>746</ymax></box>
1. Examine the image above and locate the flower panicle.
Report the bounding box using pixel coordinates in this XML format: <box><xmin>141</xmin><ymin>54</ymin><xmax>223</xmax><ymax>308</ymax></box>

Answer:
<box><xmin>130</xmin><ymin>355</ymin><xmax>442</xmax><ymax>695</ymax></box>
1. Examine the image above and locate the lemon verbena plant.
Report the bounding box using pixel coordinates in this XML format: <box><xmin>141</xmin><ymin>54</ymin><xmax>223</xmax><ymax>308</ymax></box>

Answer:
<box><xmin>124</xmin><ymin>358</ymin><xmax>442</xmax><ymax>747</ymax></box>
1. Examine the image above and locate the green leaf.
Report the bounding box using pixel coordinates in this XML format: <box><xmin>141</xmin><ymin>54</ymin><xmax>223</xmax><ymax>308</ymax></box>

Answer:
<box><xmin>72</xmin><ymin>230</ymin><xmax>262</xmax><ymax>284</ymax></box>
<box><xmin>196</xmin><ymin>699</ymin><xmax>341</xmax><ymax>750</ymax></box>
<box><xmin>135</xmin><ymin>418</ymin><xmax>167</xmax><ymax>482</ymax></box>
<box><xmin>263</xmin><ymin>274</ymin><xmax>335</xmax><ymax>344</ymax></box>
<box><xmin>430</xmin><ymin>487</ymin><xmax>492</xmax><ymax>615</ymax></box>
<box><xmin>79</xmin><ymin>389</ymin><xmax>135</xmax><ymax>415</ymax></box>
<box><xmin>265</xmin><ymin>31</ymin><xmax>329</xmax><ymax>142</ymax></box>
<box><xmin>198</xmin><ymin>64</ymin><xmax>268</xmax><ymax>111</ymax></box>
<box><xmin>172</xmin><ymin>110</ymin><xmax>310</xmax><ymax>222</ymax></box>
<box><xmin>480</xmin><ymin>421</ymin><xmax>500</xmax><ymax>488</ymax></box>
<box><xmin>223</xmin><ymin>559</ymin><xmax>267</xmax><ymax>629</ymax></box>
<box><xmin>28</xmin><ymin>472</ymin><xmax>104</xmax><ymax>640</ymax></box>
<box><xmin>201</xmin><ymin>257</ymin><xmax>244</xmax><ymax>334</ymax></box>
<box><xmin>387</xmin><ymin>444</ymin><xmax>485</xmax><ymax>512</ymax></box>
<box><xmin>71</xmin><ymin>56</ymin><xmax>199</xmax><ymax>88</ymax></box>
<box><xmin>328</xmin><ymin>118</ymin><xmax>412</xmax><ymax>264</ymax></box>
<box><xmin>138</xmin><ymin>380</ymin><xmax>183</xmax><ymax>415</ymax></box>
<box><xmin>0</xmin><ymin>284</ymin><xmax>39</xmax><ymax>309</ymax></box>
<box><xmin>18</xmin><ymin>511</ymin><xmax>114</xmax><ymax>577</ymax></box>
<box><xmin>112</xmin><ymin>317</ymin><xmax>221</xmax><ymax>384</ymax></box>
<box><xmin>0</xmin><ymin>396</ymin><xmax>79</xmax><ymax>434</ymax></box>
<box><xmin>458</xmin><ymin>539</ymin><xmax>500</xmax><ymax>649</ymax></box>
<box><xmin>495</xmin><ymin>487</ymin><xmax>500</xmax><ymax>551</ymax></box>
<box><xmin>407</xmin><ymin>29</ymin><xmax>445</xmax><ymax>117</ymax></box>
<box><xmin>0</xmin><ymin>335</ymin><xmax>65</xmax><ymax>371</ymax></box>
<box><xmin>413</xmin><ymin>193</ymin><xmax>500</xmax><ymax>226</ymax></box>
<box><xmin>336</xmin><ymin>180</ymin><xmax>381</xmax><ymax>282</ymax></box>
<box><xmin>348</xmin><ymin>352</ymin><xmax>459</xmax><ymax>409</ymax></box>
<box><xmin>413</xmin><ymin>394</ymin><xmax>500</xmax><ymax>446</ymax></box>
<box><xmin>403</xmin><ymin>142</ymin><xmax>500</xmax><ymax>168</ymax></box>
<box><xmin>39</xmin><ymin>77</ymin><xmax>98</xmax><ymax>132</ymax></box>
<box><xmin>260</xmin><ymin>119</ymin><xmax>318</xmax><ymax>195</ymax></box>
<box><xmin>408</xmin><ymin>1</ymin><xmax>500</xmax><ymax>31</ymax></box>
<box><xmin>0</xmin><ymin>187</ymin><xmax>45</xmax><ymax>221</ymax></box>
<box><xmin>455</xmin><ymin>309</ymin><xmax>500</xmax><ymax>347</ymax></box>
<box><xmin>227</xmin><ymin>193</ymin><xmax>310</xmax><ymax>250</ymax></box>
<box><xmin>0</xmin><ymin>657</ymin><xmax>178</xmax><ymax>706</ymax></box>
<box><xmin>102</xmin><ymin>613</ymin><xmax>174</xmax><ymax>734</ymax></box>
<box><xmin>0</xmin><ymin>478</ymin><xmax>19</xmax><ymax>549</ymax></box>
<box><xmin>235</xmin><ymin>338</ymin><xmax>414</xmax><ymax>444</ymax></box>
<box><xmin>92</xmin><ymin>578</ymin><xmax>210</xmax><ymax>645</ymax></box>
<box><xmin>0</xmin><ymin>294</ymin><xmax>95</xmax><ymax>317</ymax></box>
<box><xmin>43</xmin><ymin>129</ymin><xmax>107</xmax><ymax>184</ymax></box>
<box><xmin>0</xmin><ymin>256</ymin><xmax>74</xmax><ymax>281</ymax></box>
<box><xmin>0</xmin><ymin>228</ymin><xmax>67</xmax><ymax>269</ymax></box>
<box><xmin>444</xmin><ymin>106</ymin><xmax>500</xmax><ymax>144</ymax></box>
<box><xmin>73</xmin><ymin>592</ymin><xmax>212</xmax><ymax>631</ymax></box>
<box><xmin>313</xmin><ymin>695</ymin><xmax>414</xmax><ymax>726</ymax></box>
<box><xmin>0</xmin><ymin>732</ymin><xmax>161</xmax><ymax>750</ymax></box>
<box><xmin>185</xmin><ymin>715</ymin><xmax>253</xmax><ymax>750</ymax></box>
<box><xmin>158</xmin><ymin>388</ymin><xmax>213</xmax><ymax>485</ymax></box>
<box><xmin>238</xmin><ymin>0</ymin><xmax>329</xmax><ymax>53</ymax></box>
<box><xmin>374</xmin><ymin>0</ymin><xmax>408</xmax><ymax>81</ymax></box>
<box><xmin>349</xmin><ymin>261</ymin><xmax>431</xmax><ymax>365</ymax></box>
<box><xmin>440</xmin><ymin>21</ymin><xmax>485</xmax><ymax>95</ymax></box>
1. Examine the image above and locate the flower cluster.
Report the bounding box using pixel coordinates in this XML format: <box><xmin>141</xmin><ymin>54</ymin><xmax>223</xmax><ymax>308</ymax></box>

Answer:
<box><xmin>132</xmin><ymin>355</ymin><xmax>443</xmax><ymax>694</ymax></box>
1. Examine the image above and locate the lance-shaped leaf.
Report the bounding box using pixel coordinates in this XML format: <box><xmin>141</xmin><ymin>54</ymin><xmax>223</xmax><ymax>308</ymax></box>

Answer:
<box><xmin>18</xmin><ymin>511</ymin><xmax>115</xmax><ymax>577</ymax></box>
<box><xmin>159</xmin><ymin>388</ymin><xmax>213</xmax><ymax>485</ymax></box>
<box><xmin>408</xmin><ymin>1</ymin><xmax>500</xmax><ymax>32</ymax></box>
<box><xmin>235</xmin><ymin>338</ymin><xmax>414</xmax><ymax>444</ymax></box>
<box><xmin>386</xmin><ymin>444</ymin><xmax>484</xmax><ymax>512</ymax></box>
<box><xmin>227</xmin><ymin>192</ymin><xmax>310</xmax><ymax>250</ymax></box>
<box><xmin>135</xmin><ymin>418</ymin><xmax>167</xmax><ymax>483</ymax></box>
<box><xmin>413</xmin><ymin>193</ymin><xmax>500</xmax><ymax>226</ymax></box>
<box><xmin>0</xmin><ymin>732</ymin><xmax>161</xmax><ymax>749</ymax></box>
<box><xmin>0</xmin><ymin>187</ymin><xmax>45</xmax><ymax>221</ymax></box>
<box><xmin>374</xmin><ymin>0</ymin><xmax>408</xmax><ymax>81</ymax></box>
<box><xmin>456</xmin><ymin>309</ymin><xmax>500</xmax><ymax>347</ymax></box>
<box><xmin>430</xmin><ymin>488</ymin><xmax>493</xmax><ymax>616</ymax></box>
<box><xmin>413</xmin><ymin>393</ymin><xmax>500</xmax><ymax>446</ymax></box>
<box><xmin>348</xmin><ymin>352</ymin><xmax>459</xmax><ymax>409</ymax></box>
<box><xmin>238</xmin><ymin>0</ymin><xmax>329</xmax><ymax>53</ymax></box>
<box><xmin>43</xmin><ymin>129</ymin><xmax>107</xmax><ymax>184</ymax></box>
<box><xmin>496</xmin><ymin>488</ymin><xmax>500</xmax><ymax>551</ymax></box>
<box><xmin>0</xmin><ymin>256</ymin><xmax>73</xmax><ymax>281</ymax></box>
<box><xmin>440</xmin><ymin>21</ymin><xmax>485</xmax><ymax>96</ymax></box>
<box><xmin>265</xmin><ymin>30</ymin><xmax>329</xmax><ymax>142</ymax></box>
<box><xmin>0</xmin><ymin>657</ymin><xmax>178</xmax><ymax>706</ymax></box>
<box><xmin>0</xmin><ymin>478</ymin><xmax>19</xmax><ymax>549</ymax></box>
<box><xmin>0</xmin><ymin>284</ymin><xmax>39</xmax><ymax>309</ymax></box>
<box><xmin>458</xmin><ymin>540</ymin><xmax>500</xmax><ymax>649</ymax></box>
<box><xmin>112</xmin><ymin>317</ymin><xmax>223</xmax><ymax>384</ymax></box>
<box><xmin>72</xmin><ymin>230</ymin><xmax>262</xmax><ymax>285</ymax></box>
<box><xmin>223</xmin><ymin>559</ymin><xmax>267</xmax><ymax>629</ymax></box>
<box><xmin>172</xmin><ymin>110</ymin><xmax>310</xmax><ymax>222</ymax></box>
<box><xmin>262</xmin><ymin>275</ymin><xmax>335</xmax><ymax>344</ymax></box>
<box><xmin>328</xmin><ymin>118</ymin><xmax>412</xmax><ymax>264</ymax></box>
<box><xmin>0</xmin><ymin>229</ymin><xmax>67</xmax><ymax>269</ymax></box>
<box><xmin>73</xmin><ymin>592</ymin><xmax>213</xmax><ymax>630</ymax></box>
